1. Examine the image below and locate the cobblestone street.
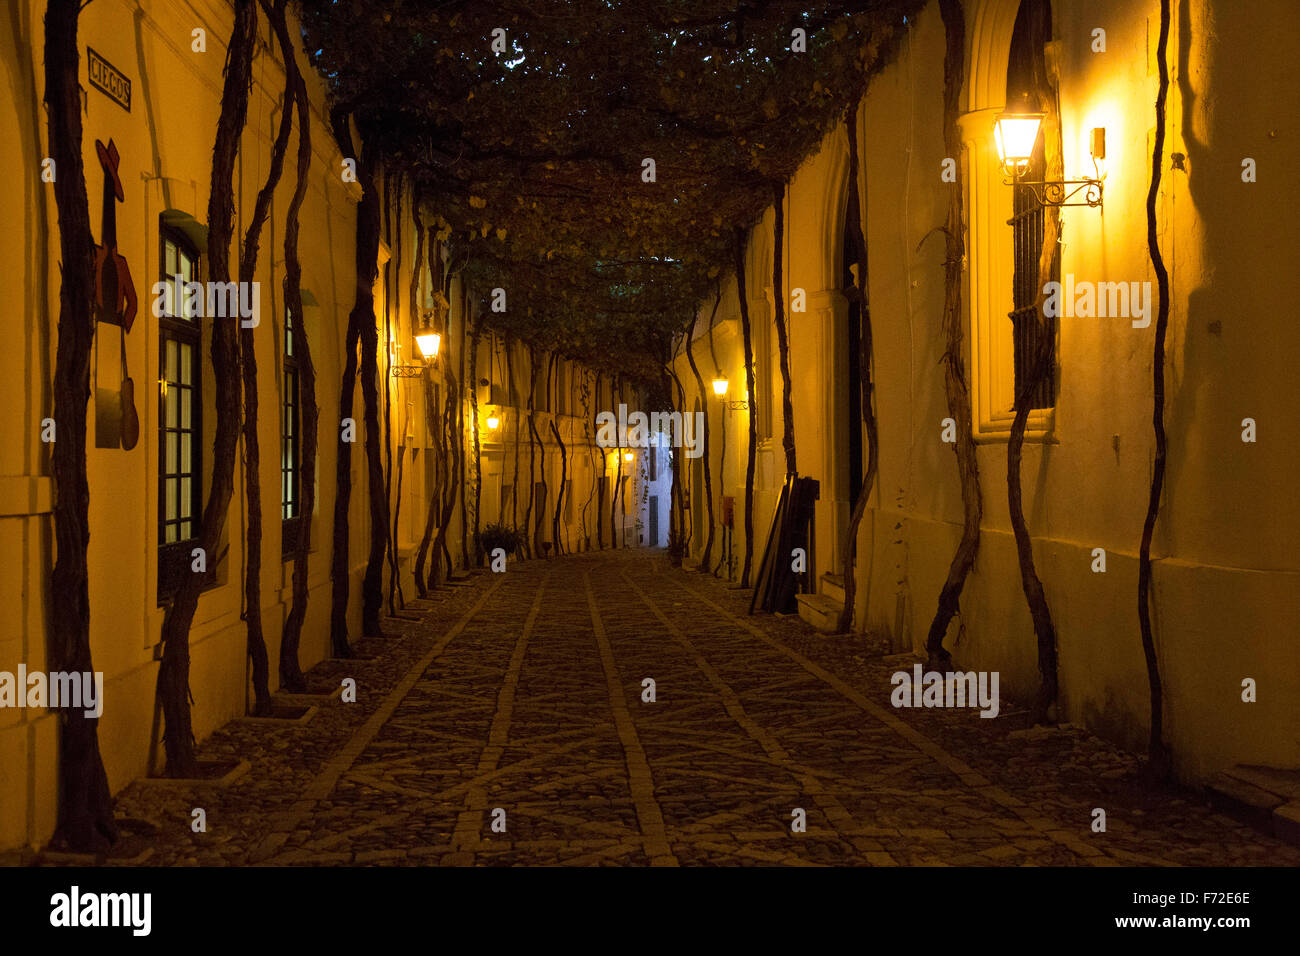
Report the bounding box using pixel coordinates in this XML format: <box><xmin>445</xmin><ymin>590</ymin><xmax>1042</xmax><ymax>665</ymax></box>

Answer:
<box><xmin>105</xmin><ymin>551</ymin><xmax>1298</xmax><ymax>867</ymax></box>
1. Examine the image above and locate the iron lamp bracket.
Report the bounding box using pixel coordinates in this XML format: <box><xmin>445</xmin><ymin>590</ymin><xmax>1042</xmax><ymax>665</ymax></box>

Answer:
<box><xmin>1002</xmin><ymin>176</ymin><xmax>1104</xmax><ymax>208</ymax></box>
<box><xmin>390</xmin><ymin>365</ymin><xmax>428</xmax><ymax>378</ymax></box>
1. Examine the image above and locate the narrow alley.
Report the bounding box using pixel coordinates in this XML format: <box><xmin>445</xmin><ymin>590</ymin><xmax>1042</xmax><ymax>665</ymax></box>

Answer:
<box><xmin>93</xmin><ymin>551</ymin><xmax>1294</xmax><ymax>868</ymax></box>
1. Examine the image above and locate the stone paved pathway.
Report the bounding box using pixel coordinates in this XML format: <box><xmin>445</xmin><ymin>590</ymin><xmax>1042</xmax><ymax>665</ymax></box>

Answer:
<box><xmin>101</xmin><ymin>550</ymin><xmax>1299</xmax><ymax>867</ymax></box>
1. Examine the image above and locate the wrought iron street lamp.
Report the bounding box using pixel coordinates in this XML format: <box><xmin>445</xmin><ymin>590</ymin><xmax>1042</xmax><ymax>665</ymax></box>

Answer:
<box><xmin>415</xmin><ymin>330</ymin><xmax>441</xmax><ymax>360</ymax></box>
<box><xmin>995</xmin><ymin>111</ymin><xmax>1105</xmax><ymax>209</ymax></box>
<box><xmin>392</xmin><ymin>311</ymin><xmax>440</xmax><ymax>378</ymax></box>
<box><xmin>993</xmin><ymin>112</ymin><xmax>1043</xmax><ymax>177</ymax></box>
<box><xmin>713</xmin><ymin>369</ymin><xmax>748</xmax><ymax>411</ymax></box>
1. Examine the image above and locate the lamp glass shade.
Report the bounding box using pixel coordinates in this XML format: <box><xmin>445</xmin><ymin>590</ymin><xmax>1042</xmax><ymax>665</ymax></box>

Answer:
<box><xmin>712</xmin><ymin>375</ymin><xmax>728</xmax><ymax>396</ymax></box>
<box><xmin>415</xmin><ymin>332</ymin><xmax>441</xmax><ymax>359</ymax></box>
<box><xmin>485</xmin><ymin>416</ymin><xmax>500</xmax><ymax>430</ymax></box>
<box><xmin>993</xmin><ymin>113</ymin><xmax>1043</xmax><ymax>174</ymax></box>
<box><xmin>623</xmin><ymin>452</ymin><xmax>634</xmax><ymax>462</ymax></box>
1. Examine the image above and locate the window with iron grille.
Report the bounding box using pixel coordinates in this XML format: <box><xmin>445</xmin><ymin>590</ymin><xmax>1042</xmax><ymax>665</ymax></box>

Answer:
<box><xmin>1006</xmin><ymin>0</ymin><xmax>1057</xmax><ymax>411</ymax></box>
<box><xmin>158</xmin><ymin>227</ymin><xmax>204</xmax><ymax>601</ymax></box>
<box><xmin>281</xmin><ymin>306</ymin><xmax>302</xmax><ymax>558</ymax></box>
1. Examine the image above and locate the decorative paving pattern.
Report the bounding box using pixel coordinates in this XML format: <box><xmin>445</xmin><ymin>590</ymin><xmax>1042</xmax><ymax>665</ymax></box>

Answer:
<box><xmin>96</xmin><ymin>550</ymin><xmax>1299</xmax><ymax>867</ymax></box>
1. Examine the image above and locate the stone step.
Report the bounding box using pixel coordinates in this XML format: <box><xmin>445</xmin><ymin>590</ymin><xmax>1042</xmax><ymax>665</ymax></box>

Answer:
<box><xmin>820</xmin><ymin>572</ymin><xmax>845</xmax><ymax>605</ymax></box>
<box><xmin>796</xmin><ymin>592</ymin><xmax>842</xmax><ymax>634</ymax></box>
<box><xmin>1206</xmin><ymin>764</ymin><xmax>1300</xmax><ymax>846</ymax></box>
<box><xmin>1221</xmin><ymin>764</ymin><xmax>1300</xmax><ymax>802</ymax></box>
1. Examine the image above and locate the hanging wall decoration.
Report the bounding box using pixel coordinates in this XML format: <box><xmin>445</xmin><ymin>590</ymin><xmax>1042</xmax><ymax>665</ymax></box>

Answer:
<box><xmin>91</xmin><ymin>138</ymin><xmax>139</xmax><ymax>450</ymax></box>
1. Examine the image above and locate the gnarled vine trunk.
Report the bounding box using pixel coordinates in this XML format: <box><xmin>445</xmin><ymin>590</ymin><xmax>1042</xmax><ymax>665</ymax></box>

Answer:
<box><xmin>550</xmin><ymin>411</ymin><xmax>567</xmax><ymax>555</ymax></box>
<box><xmin>458</xmin><ymin>289</ymin><xmax>471</xmax><ymax>570</ymax></box>
<box><xmin>44</xmin><ymin>0</ymin><xmax>117</xmax><ymax>847</ymax></box>
<box><xmin>612</xmin><ymin>378</ymin><xmax>623</xmax><ymax>551</ymax></box>
<box><xmin>362</xmin><ymin>171</ymin><xmax>392</xmax><ymax>635</ymax></box>
<box><xmin>239</xmin><ymin>0</ymin><xmax>293</xmax><ymax>713</ymax></box>
<box><xmin>428</xmin><ymin>353</ymin><xmax>460</xmax><ymax>587</ymax></box>
<box><xmin>327</xmin><ymin>108</ymin><xmax>381</xmax><ymax>658</ymax></box>
<box><xmin>836</xmin><ymin>101</ymin><xmax>882</xmax><ymax>636</ymax></box>
<box><xmin>771</xmin><ymin>183</ymin><xmax>796</xmax><ymax>477</ymax></box>
<box><xmin>383</xmin><ymin>178</ymin><xmax>402</xmax><ymax>615</ymax></box>
<box><xmin>468</xmin><ymin>312</ymin><xmax>483</xmax><ymax>564</ymax></box>
<box><xmin>507</xmin><ymin>335</ymin><xmax>520</xmax><ymax>530</ymax></box>
<box><xmin>587</xmin><ymin>371</ymin><xmax>602</xmax><ymax>550</ymax></box>
<box><xmin>923</xmin><ymin>0</ymin><xmax>982</xmax><ymax>662</ymax></box>
<box><xmin>413</xmin><ymin>367</ymin><xmax>441</xmax><ymax>594</ymax></box>
<box><xmin>533</xmin><ymin>351</ymin><xmax>556</xmax><ymax>557</ymax></box>
<box><xmin>274</xmin><ymin>0</ymin><xmax>316</xmax><ymax>692</ymax></box>
<box><xmin>157</xmin><ymin>0</ymin><xmax>257</xmax><ymax>776</ymax></box>
<box><xmin>706</xmin><ymin>314</ymin><xmax>729</xmax><ymax>577</ymax></box>
<box><xmin>530</xmin><ymin>408</ymin><xmax>547</xmax><ymax>557</ymax></box>
<box><xmin>667</xmin><ymin>363</ymin><xmax>691</xmax><ymax>555</ymax></box>
<box><xmin>402</xmin><ymin>206</ymin><xmax>427</xmax><ymax>597</ymax></box>
<box><xmin>413</xmin><ymin>233</ymin><xmax>443</xmax><ymax>594</ymax></box>
<box><xmin>1009</xmin><ymin>0</ymin><xmax>1062</xmax><ymax>724</ymax></box>
<box><xmin>521</xmin><ymin>349</ymin><xmax>539</xmax><ymax>558</ymax></box>
<box><xmin>1009</xmin><ymin>353</ymin><xmax>1058</xmax><ymax>724</ymax></box>
<box><xmin>685</xmin><ymin>290</ymin><xmax>719</xmax><ymax>572</ymax></box>
<box><xmin>734</xmin><ymin>229</ymin><xmax>758</xmax><ymax>587</ymax></box>
<box><xmin>1137</xmin><ymin>0</ymin><xmax>1172</xmax><ymax>779</ymax></box>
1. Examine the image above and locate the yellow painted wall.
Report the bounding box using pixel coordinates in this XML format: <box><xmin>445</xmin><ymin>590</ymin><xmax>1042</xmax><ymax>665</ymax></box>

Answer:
<box><xmin>677</xmin><ymin>0</ymin><xmax>1299</xmax><ymax>783</ymax></box>
<box><xmin>1</xmin><ymin>0</ymin><xmax>621</xmax><ymax>854</ymax></box>
<box><xmin>0</xmin><ymin>0</ymin><xmax>373</xmax><ymax>851</ymax></box>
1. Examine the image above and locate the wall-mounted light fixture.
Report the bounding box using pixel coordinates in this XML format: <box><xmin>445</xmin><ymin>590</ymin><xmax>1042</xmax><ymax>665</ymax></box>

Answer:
<box><xmin>712</xmin><ymin>369</ymin><xmax>748</xmax><ymax>410</ymax></box>
<box><xmin>485</xmin><ymin>412</ymin><xmax>500</xmax><ymax>431</ymax></box>
<box><xmin>392</xmin><ymin>310</ymin><xmax>440</xmax><ymax>378</ymax></box>
<box><xmin>415</xmin><ymin>330</ymin><xmax>441</xmax><ymax>360</ymax></box>
<box><xmin>993</xmin><ymin>112</ymin><xmax>1043</xmax><ymax>176</ymax></box>
<box><xmin>995</xmin><ymin>112</ymin><xmax>1105</xmax><ymax>208</ymax></box>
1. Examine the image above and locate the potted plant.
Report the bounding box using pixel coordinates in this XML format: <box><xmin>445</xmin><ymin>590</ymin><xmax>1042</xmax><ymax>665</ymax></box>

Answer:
<box><xmin>478</xmin><ymin>521</ymin><xmax>524</xmax><ymax>559</ymax></box>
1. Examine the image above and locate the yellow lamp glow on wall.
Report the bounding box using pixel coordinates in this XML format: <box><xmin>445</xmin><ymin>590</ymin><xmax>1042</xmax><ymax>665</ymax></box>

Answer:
<box><xmin>415</xmin><ymin>331</ymin><xmax>441</xmax><ymax>360</ymax></box>
<box><xmin>993</xmin><ymin>112</ymin><xmax>1043</xmax><ymax>177</ymax></box>
<box><xmin>712</xmin><ymin>372</ymin><xmax>728</xmax><ymax>396</ymax></box>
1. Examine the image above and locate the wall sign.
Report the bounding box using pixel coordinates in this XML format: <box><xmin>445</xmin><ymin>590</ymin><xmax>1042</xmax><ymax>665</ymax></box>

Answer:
<box><xmin>87</xmin><ymin>48</ymin><xmax>131</xmax><ymax>112</ymax></box>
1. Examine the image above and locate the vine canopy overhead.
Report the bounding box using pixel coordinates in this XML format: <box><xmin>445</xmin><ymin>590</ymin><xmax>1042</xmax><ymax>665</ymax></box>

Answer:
<box><xmin>298</xmin><ymin>0</ymin><xmax>923</xmax><ymax>382</ymax></box>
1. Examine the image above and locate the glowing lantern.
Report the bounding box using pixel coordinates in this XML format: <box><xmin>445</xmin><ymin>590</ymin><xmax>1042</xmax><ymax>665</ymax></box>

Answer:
<box><xmin>415</xmin><ymin>331</ymin><xmax>441</xmax><ymax>360</ymax></box>
<box><xmin>993</xmin><ymin>112</ymin><xmax>1043</xmax><ymax>177</ymax></box>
